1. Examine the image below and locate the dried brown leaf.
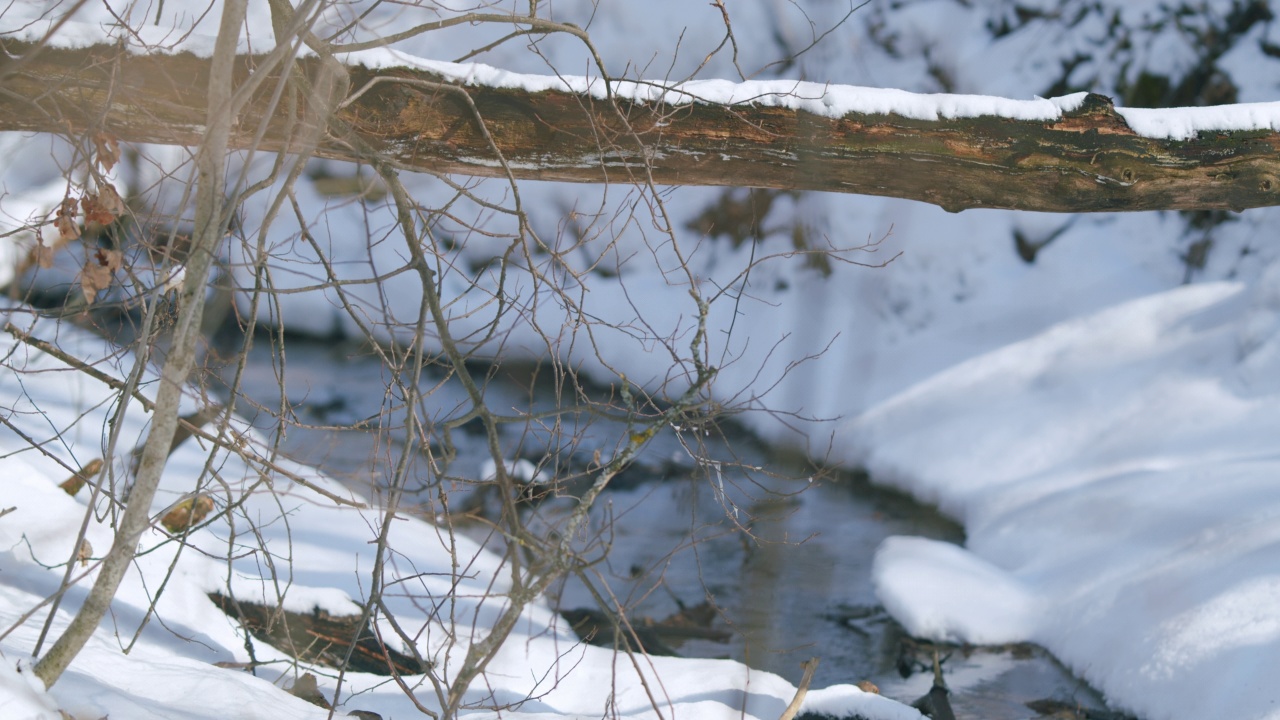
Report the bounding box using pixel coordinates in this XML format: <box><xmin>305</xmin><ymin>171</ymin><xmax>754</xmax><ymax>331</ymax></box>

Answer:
<box><xmin>160</xmin><ymin>494</ymin><xmax>215</xmax><ymax>534</ymax></box>
<box><xmin>79</xmin><ymin>262</ymin><xmax>112</xmax><ymax>305</ymax></box>
<box><xmin>59</xmin><ymin>458</ymin><xmax>103</xmax><ymax>496</ymax></box>
<box><xmin>33</xmin><ymin>232</ymin><xmax>56</xmax><ymax>269</ymax></box>
<box><xmin>288</xmin><ymin>673</ymin><xmax>331</xmax><ymax>709</ymax></box>
<box><xmin>33</xmin><ymin>246</ymin><xmax>56</xmax><ymax>268</ymax></box>
<box><xmin>81</xmin><ymin>193</ymin><xmax>105</xmax><ymax>225</ymax></box>
<box><xmin>92</xmin><ymin>133</ymin><xmax>120</xmax><ymax>173</ymax></box>
<box><xmin>97</xmin><ymin>247</ymin><xmax>123</xmax><ymax>273</ymax></box>
<box><xmin>99</xmin><ymin>183</ymin><xmax>125</xmax><ymax>217</ymax></box>
<box><xmin>81</xmin><ymin>187</ymin><xmax>124</xmax><ymax>226</ymax></box>
<box><xmin>78</xmin><ymin>247</ymin><xmax>123</xmax><ymax>304</ymax></box>
<box><xmin>81</xmin><ymin>184</ymin><xmax>126</xmax><ymax>225</ymax></box>
<box><xmin>76</xmin><ymin>539</ymin><xmax>93</xmax><ymax>567</ymax></box>
<box><xmin>54</xmin><ymin>197</ymin><xmax>80</xmax><ymax>241</ymax></box>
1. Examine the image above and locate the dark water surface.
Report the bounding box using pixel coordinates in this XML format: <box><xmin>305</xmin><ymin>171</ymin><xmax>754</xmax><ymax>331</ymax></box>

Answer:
<box><xmin>215</xmin><ymin>333</ymin><xmax>1119</xmax><ymax>720</ymax></box>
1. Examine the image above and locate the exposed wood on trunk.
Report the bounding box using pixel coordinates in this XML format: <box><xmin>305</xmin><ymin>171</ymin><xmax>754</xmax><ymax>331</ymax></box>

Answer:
<box><xmin>3</xmin><ymin>40</ymin><xmax>1280</xmax><ymax>213</ymax></box>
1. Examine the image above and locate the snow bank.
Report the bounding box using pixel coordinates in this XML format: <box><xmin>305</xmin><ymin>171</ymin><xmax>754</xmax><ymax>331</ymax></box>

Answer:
<box><xmin>0</xmin><ymin>661</ymin><xmax>60</xmax><ymax>720</ymax></box>
<box><xmin>872</xmin><ymin>537</ymin><xmax>1041</xmax><ymax>645</ymax></box>
<box><xmin>850</xmin><ymin>275</ymin><xmax>1280</xmax><ymax>720</ymax></box>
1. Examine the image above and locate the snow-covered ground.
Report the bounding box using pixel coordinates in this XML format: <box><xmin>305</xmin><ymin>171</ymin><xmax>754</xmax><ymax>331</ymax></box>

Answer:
<box><xmin>0</xmin><ymin>306</ymin><xmax>916</xmax><ymax>719</ymax></box>
<box><xmin>5</xmin><ymin>1</ymin><xmax>1280</xmax><ymax>719</ymax></box>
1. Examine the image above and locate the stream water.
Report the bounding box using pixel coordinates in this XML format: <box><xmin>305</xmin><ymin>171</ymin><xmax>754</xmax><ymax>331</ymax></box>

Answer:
<box><xmin>212</xmin><ymin>331</ymin><xmax>1126</xmax><ymax>720</ymax></box>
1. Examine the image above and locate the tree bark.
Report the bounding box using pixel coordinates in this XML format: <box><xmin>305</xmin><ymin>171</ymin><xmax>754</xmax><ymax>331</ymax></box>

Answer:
<box><xmin>3</xmin><ymin>40</ymin><xmax>1280</xmax><ymax>213</ymax></box>
<box><xmin>28</xmin><ymin>0</ymin><xmax>247</xmax><ymax>684</ymax></box>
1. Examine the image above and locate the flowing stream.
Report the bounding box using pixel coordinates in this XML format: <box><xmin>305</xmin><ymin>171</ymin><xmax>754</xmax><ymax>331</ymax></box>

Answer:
<box><xmin>213</xmin><ymin>332</ymin><xmax>1124</xmax><ymax>720</ymax></box>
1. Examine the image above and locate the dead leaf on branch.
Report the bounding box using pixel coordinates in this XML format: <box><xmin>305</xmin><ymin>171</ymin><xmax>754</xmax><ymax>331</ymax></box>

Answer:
<box><xmin>79</xmin><ymin>248</ymin><xmax>122</xmax><ymax>304</ymax></box>
<box><xmin>159</xmin><ymin>494</ymin><xmax>215</xmax><ymax>534</ymax></box>
<box><xmin>100</xmin><ymin>183</ymin><xmax>125</xmax><ymax>215</ymax></box>
<box><xmin>92</xmin><ymin>132</ymin><xmax>120</xmax><ymax>173</ymax></box>
<box><xmin>32</xmin><ymin>246</ymin><xmax>55</xmax><ymax>268</ymax></box>
<box><xmin>98</xmin><ymin>247</ymin><xmax>122</xmax><ymax>272</ymax></box>
<box><xmin>81</xmin><ymin>193</ymin><xmax>111</xmax><ymax>225</ymax></box>
<box><xmin>54</xmin><ymin>197</ymin><xmax>79</xmax><ymax>241</ymax></box>
<box><xmin>59</xmin><ymin>458</ymin><xmax>103</xmax><ymax>496</ymax></box>
<box><xmin>81</xmin><ymin>184</ymin><xmax>125</xmax><ymax>226</ymax></box>
<box><xmin>76</xmin><ymin>539</ymin><xmax>93</xmax><ymax>567</ymax></box>
<box><xmin>32</xmin><ymin>228</ymin><xmax>59</xmax><ymax>269</ymax></box>
<box><xmin>79</xmin><ymin>264</ymin><xmax>110</xmax><ymax>304</ymax></box>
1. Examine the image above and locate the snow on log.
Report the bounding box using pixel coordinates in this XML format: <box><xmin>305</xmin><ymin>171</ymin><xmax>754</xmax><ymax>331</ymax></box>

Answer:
<box><xmin>4</xmin><ymin>40</ymin><xmax>1280</xmax><ymax>213</ymax></box>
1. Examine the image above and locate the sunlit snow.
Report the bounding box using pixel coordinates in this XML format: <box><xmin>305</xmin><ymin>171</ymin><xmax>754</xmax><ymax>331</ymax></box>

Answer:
<box><xmin>5</xmin><ymin>1</ymin><xmax>1280</xmax><ymax>720</ymax></box>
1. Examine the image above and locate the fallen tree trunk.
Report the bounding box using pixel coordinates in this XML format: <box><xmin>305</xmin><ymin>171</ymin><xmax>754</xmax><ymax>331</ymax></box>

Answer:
<box><xmin>3</xmin><ymin>40</ymin><xmax>1279</xmax><ymax>213</ymax></box>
